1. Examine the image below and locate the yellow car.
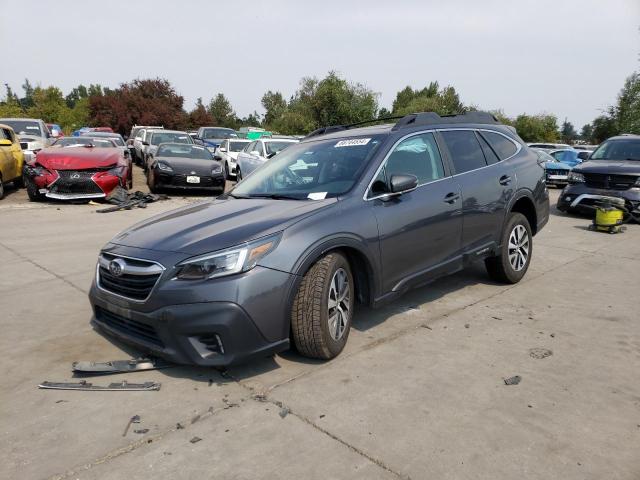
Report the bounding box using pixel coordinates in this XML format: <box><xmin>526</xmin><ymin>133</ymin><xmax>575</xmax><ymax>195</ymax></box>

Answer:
<box><xmin>0</xmin><ymin>123</ymin><xmax>25</xmax><ymax>199</ymax></box>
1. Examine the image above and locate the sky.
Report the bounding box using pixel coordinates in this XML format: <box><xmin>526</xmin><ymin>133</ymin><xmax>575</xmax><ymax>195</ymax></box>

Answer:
<box><xmin>1</xmin><ymin>0</ymin><xmax>638</xmax><ymax>129</ymax></box>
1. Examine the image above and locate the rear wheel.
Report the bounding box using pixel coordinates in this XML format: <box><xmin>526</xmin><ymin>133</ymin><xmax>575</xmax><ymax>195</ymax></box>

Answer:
<box><xmin>291</xmin><ymin>252</ymin><xmax>354</xmax><ymax>360</ymax></box>
<box><xmin>485</xmin><ymin>212</ymin><xmax>532</xmax><ymax>284</ymax></box>
<box><xmin>147</xmin><ymin>169</ymin><xmax>158</xmax><ymax>193</ymax></box>
<box><xmin>13</xmin><ymin>174</ymin><xmax>24</xmax><ymax>188</ymax></box>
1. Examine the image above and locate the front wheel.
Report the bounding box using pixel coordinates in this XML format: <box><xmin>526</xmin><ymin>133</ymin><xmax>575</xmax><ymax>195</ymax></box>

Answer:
<box><xmin>485</xmin><ymin>212</ymin><xmax>532</xmax><ymax>284</ymax></box>
<box><xmin>236</xmin><ymin>167</ymin><xmax>243</xmax><ymax>181</ymax></box>
<box><xmin>147</xmin><ymin>169</ymin><xmax>158</xmax><ymax>193</ymax></box>
<box><xmin>24</xmin><ymin>173</ymin><xmax>44</xmax><ymax>202</ymax></box>
<box><xmin>291</xmin><ymin>252</ymin><xmax>354</xmax><ymax>360</ymax></box>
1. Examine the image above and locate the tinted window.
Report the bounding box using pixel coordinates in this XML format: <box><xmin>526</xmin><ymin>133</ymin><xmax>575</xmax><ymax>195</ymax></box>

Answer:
<box><xmin>480</xmin><ymin>131</ymin><xmax>517</xmax><ymax>160</ymax></box>
<box><xmin>265</xmin><ymin>141</ymin><xmax>296</xmax><ymax>155</ymax></box>
<box><xmin>1</xmin><ymin>120</ymin><xmax>43</xmax><ymax>136</ymax></box>
<box><xmin>591</xmin><ymin>139</ymin><xmax>640</xmax><ymax>161</ymax></box>
<box><xmin>370</xmin><ymin>133</ymin><xmax>444</xmax><ymax>197</ymax></box>
<box><xmin>229</xmin><ymin>141</ymin><xmax>248</xmax><ymax>152</ymax></box>
<box><xmin>476</xmin><ymin>132</ymin><xmax>500</xmax><ymax>165</ymax></box>
<box><xmin>441</xmin><ymin>130</ymin><xmax>487</xmax><ymax>174</ymax></box>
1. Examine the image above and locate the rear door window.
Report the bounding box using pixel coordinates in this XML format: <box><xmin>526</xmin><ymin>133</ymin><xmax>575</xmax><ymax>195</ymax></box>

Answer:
<box><xmin>441</xmin><ymin>130</ymin><xmax>487</xmax><ymax>174</ymax></box>
<box><xmin>475</xmin><ymin>132</ymin><xmax>500</xmax><ymax>165</ymax></box>
<box><xmin>479</xmin><ymin>131</ymin><xmax>518</xmax><ymax>160</ymax></box>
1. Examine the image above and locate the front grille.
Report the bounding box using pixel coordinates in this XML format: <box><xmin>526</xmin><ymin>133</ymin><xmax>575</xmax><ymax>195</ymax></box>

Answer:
<box><xmin>546</xmin><ymin>169</ymin><xmax>568</xmax><ymax>176</ymax></box>
<box><xmin>20</xmin><ymin>142</ymin><xmax>28</xmax><ymax>150</ymax></box>
<box><xmin>98</xmin><ymin>254</ymin><xmax>162</xmax><ymax>301</ymax></box>
<box><xmin>584</xmin><ymin>173</ymin><xmax>638</xmax><ymax>191</ymax></box>
<box><xmin>95</xmin><ymin>307</ymin><xmax>164</xmax><ymax>348</ymax></box>
<box><xmin>50</xmin><ymin>170</ymin><xmax>104</xmax><ymax>195</ymax></box>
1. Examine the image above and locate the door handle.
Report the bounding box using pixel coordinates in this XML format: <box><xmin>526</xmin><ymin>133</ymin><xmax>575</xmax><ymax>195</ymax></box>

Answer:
<box><xmin>444</xmin><ymin>192</ymin><xmax>460</xmax><ymax>204</ymax></box>
<box><xmin>499</xmin><ymin>175</ymin><xmax>512</xmax><ymax>186</ymax></box>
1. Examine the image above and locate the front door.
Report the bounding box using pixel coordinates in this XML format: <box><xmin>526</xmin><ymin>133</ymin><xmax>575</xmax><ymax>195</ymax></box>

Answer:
<box><xmin>368</xmin><ymin>132</ymin><xmax>463</xmax><ymax>294</ymax></box>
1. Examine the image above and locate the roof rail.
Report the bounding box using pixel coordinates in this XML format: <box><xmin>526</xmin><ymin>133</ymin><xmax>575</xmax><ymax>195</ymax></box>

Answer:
<box><xmin>392</xmin><ymin>111</ymin><xmax>500</xmax><ymax>131</ymax></box>
<box><xmin>304</xmin><ymin>116</ymin><xmax>405</xmax><ymax>139</ymax></box>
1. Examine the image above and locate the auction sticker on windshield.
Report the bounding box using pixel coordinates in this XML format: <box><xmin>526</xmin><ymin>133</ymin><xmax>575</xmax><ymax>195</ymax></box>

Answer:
<box><xmin>335</xmin><ymin>138</ymin><xmax>371</xmax><ymax>147</ymax></box>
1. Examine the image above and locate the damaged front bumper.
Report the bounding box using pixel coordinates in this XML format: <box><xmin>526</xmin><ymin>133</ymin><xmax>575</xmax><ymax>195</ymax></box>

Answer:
<box><xmin>24</xmin><ymin>164</ymin><xmax>123</xmax><ymax>200</ymax></box>
<box><xmin>557</xmin><ymin>183</ymin><xmax>640</xmax><ymax>214</ymax></box>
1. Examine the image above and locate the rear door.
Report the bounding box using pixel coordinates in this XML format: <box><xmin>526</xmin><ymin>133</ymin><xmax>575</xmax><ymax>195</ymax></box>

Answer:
<box><xmin>368</xmin><ymin>131</ymin><xmax>463</xmax><ymax>293</ymax></box>
<box><xmin>0</xmin><ymin>128</ymin><xmax>13</xmax><ymax>181</ymax></box>
<box><xmin>440</xmin><ymin>129</ymin><xmax>517</xmax><ymax>254</ymax></box>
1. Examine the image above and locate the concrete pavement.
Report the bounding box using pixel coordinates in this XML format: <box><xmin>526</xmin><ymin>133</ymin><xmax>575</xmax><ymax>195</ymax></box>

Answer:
<box><xmin>1</xmin><ymin>180</ymin><xmax>639</xmax><ymax>480</ymax></box>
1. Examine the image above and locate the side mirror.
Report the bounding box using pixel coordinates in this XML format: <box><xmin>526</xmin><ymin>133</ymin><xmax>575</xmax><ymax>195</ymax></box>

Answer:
<box><xmin>0</xmin><ymin>139</ymin><xmax>12</xmax><ymax>146</ymax></box>
<box><xmin>51</xmin><ymin>130</ymin><xmax>59</xmax><ymax>138</ymax></box>
<box><xmin>219</xmin><ymin>147</ymin><xmax>227</xmax><ymax>152</ymax></box>
<box><xmin>390</xmin><ymin>174</ymin><xmax>418</xmax><ymax>194</ymax></box>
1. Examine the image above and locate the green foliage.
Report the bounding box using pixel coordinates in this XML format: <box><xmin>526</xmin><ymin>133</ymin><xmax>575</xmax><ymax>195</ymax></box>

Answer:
<box><xmin>208</xmin><ymin>93</ymin><xmax>236</xmax><ymax>128</ymax></box>
<box><xmin>512</xmin><ymin>113</ymin><xmax>560</xmax><ymax>142</ymax></box>
<box><xmin>261</xmin><ymin>91</ymin><xmax>287</xmax><ymax>127</ymax></box>
<box><xmin>580</xmin><ymin>123</ymin><xmax>593</xmax><ymax>142</ymax></box>
<box><xmin>591</xmin><ymin>114</ymin><xmax>619</xmax><ymax>143</ymax></box>
<box><xmin>391</xmin><ymin>82</ymin><xmax>464</xmax><ymax>116</ymax></box>
<box><xmin>560</xmin><ymin>119</ymin><xmax>577</xmax><ymax>143</ymax></box>
<box><xmin>615</xmin><ymin>72</ymin><xmax>640</xmax><ymax>134</ymax></box>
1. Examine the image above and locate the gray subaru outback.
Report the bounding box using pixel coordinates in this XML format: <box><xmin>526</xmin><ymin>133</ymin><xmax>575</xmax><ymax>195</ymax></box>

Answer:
<box><xmin>89</xmin><ymin>112</ymin><xmax>549</xmax><ymax>366</ymax></box>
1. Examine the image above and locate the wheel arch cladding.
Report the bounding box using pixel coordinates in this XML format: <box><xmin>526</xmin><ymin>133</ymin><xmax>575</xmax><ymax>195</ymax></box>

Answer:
<box><xmin>510</xmin><ymin>195</ymin><xmax>538</xmax><ymax>235</ymax></box>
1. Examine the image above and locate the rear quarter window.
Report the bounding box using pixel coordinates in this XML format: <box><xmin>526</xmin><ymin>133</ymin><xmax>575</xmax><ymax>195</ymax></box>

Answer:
<box><xmin>480</xmin><ymin>131</ymin><xmax>518</xmax><ymax>160</ymax></box>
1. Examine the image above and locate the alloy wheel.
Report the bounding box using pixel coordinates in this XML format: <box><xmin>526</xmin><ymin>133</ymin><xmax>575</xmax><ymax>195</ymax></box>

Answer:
<box><xmin>508</xmin><ymin>224</ymin><xmax>529</xmax><ymax>271</ymax></box>
<box><xmin>327</xmin><ymin>268</ymin><xmax>351</xmax><ymax>340</ymax></box>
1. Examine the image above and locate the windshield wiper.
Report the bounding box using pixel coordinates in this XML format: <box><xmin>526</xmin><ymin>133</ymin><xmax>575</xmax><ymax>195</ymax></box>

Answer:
<box><xmin>246</xmin><ymin>193</ymin><xmax>304</xmax><ymax>200</ymax></box>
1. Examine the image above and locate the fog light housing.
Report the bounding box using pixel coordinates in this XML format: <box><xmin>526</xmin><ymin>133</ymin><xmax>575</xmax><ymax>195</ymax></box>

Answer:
<box><xmin>190</xmin><ymin>333</ymin><xmax>225</xmax><ymax>358</ymax></box>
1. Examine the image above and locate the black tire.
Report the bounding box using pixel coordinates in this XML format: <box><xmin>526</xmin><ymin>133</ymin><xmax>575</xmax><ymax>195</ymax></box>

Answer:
<box><xmin>224</xmin><ymin>162</ymin><xmax>231</xmax><ymax>180</ymax></box>
<box><xmin>236</xmin><ymin>167</ymin><xmax>242</xmax><ymax>182</ymax></box>
<box><xmin>24</xmin><ymin>174</ymin><xmax>44</xmax><ymax>202</ymax></box>
<box><xmin>485</xmin><ymin>212</ymin><xmax>532</xmax><ymax>284</ymax></box>
<box><xmin>291</xmin><ymin>252</ymin><xmax>354</xmax><ymax>360</ymax></box>
<box><xmin>0</xmin><ymin>176</ymin><xmax>4</xmax><ymax>200</ymax></box>
<box><xmin>13</xmin><ymin>174</ymin><xmax>24</xmax><ymax>189</ymax></box>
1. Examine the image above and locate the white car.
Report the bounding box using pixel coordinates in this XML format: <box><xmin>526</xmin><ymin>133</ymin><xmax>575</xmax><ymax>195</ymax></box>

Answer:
<box><xmin>214</xmin><ymin>138</ymin><xmax>251</xmax><ymax>179</ymax></box>
<box><xmin>0</xmin><ymin>118</ymin><xmax>52</xmax><ymax>163</ymax></box>
<box><xmin>144</xmin><ymin>130</ymin><xmax>194</xmax><ymax>169</ymax></box>
<box><xmin>133</xmin><ymin>128</ymin><xmax>162</xmax><ymax>165</ymax></box>
<box><xmin>235</xmin><ymin>138</ymin><xmax>299</xmax><ymax>180</ymax></box>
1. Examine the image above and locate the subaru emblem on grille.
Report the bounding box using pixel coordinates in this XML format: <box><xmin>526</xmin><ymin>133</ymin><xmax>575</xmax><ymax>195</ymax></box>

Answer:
<box><xmin>70</xmin><ymin>173</ymin><xmax>81</xmax><ymax>179</ymax></box>
<box><xmin>108</xmin><ymin>258</ymin><xmax>126</xmax><ymax>277</ymax></box>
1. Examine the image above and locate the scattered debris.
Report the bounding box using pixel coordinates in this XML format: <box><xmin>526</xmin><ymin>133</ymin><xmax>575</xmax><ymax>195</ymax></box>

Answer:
<box><xmin>504</xmin><ymin>375</ymin><xmax>522</xmax><ymax>386</ymax></box>
<box><xmin>225</xmin><ymin>429</ymin><xmax>230</xmax><ymax>433</ymax></box>
<box><xmin>253</xmin><ymin>393</ymin><xmax>268</xmax><ymax>402</ymax></box>
<box><xmin>492</xmin><ymin>316</ymin><xmax>502</xmax><ymax>320</ymax></box>
<box><xmin>464</xmin><ymin>323</ymin><xmax>470</xmax><ymax>329</ymax></box>
<box><xmin>122</xmin><ymin>415</ymin><xmax>141</xmax><ymax>437</ymax></box>
<box><xmin>72</xmin><ymin>357</ymin><xmax>171</xmax><ymax>375</ymax></box>
<box><xmin>55</xmin><ymin>400</ymin><xmax>68</xmax><ymax>404</ymax></box>
<box><xmin>319</xmin><ymin>414</ymin><xmax>325</xmax><ymax>419</ymax></box>
<box><xmin>529</xmin><ymin>348</ymin><xmax>553</xmax><ymax>359</ymax></box>
<box><xmin>528</xmin><ymin>405</ymin><xmax>533</xmax><ymax>408</ymax></box>
<box><xmin>95</xmin><ymin>187</ymin><xmax>169</xmax><ymax>213</ymax></box>
<box><xmin>39</xmin><ymin>380</ymin><xmax>161</xmax><ymax>391</ymax></box>
<box><xmin>550</xmin><ymin>333</ymin><xmax>555</xmax><ymax>338</ymax></box>
<box><xmin>134</xmin><ymin>429</ymin><xmax>149</xmax><ymax>434</ymax></box>
<box><xmin>191</xmin><ymin>414</ymin><xmax>201</xmax><ymax>425</ymax></box>
<box><xmin>420</xmin><ymin>324</ymin><xmax>432</xmax><ymax>330</ymax></box>
<box><xmin>208</xmin><ymin>379</ymin><xmax>214</xmax><ymax>387</ymax></box>
<box><xmin>190</xmin><ymin>436</ymin><xmax>202</xmax><ymax>444</ymax></box>
<box><xmin>176</xmin><ymin>423</ymin><xmax>184</xmax><ymax>430</ymax></box>
<box><xmin>279</xmin><ymin>407</ymin><xmax>290</xmax><ymax>419</ymax></box>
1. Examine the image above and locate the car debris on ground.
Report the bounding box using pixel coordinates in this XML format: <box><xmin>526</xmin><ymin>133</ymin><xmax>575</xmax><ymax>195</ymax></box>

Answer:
<box><xmin>95</xmin><ymin>186</ymin><xmax>169</xmax><ymax>213</ymax></box>
<box><xmin>38</xmin><ymin>380</ymin><xmax>161</xmax><ymax>391</ymax></box>
<box><xmin>529</xmin><ymin>348</ymin><xmax>553</xmax><ymax>359</ymax></box>
<box><xmin>72</xmin><ymin>357</ymin><xmax>171</xmax><ymax>375</ymax></box>
<box><xmin>503</xmin><ymin>375</ymin><xmax>522</xmax><ymax>386</ymax></box>
<box><xmin>122</xmin><ymin>415</ymin><xmax>141</xmax><ymax>436</ymax></box>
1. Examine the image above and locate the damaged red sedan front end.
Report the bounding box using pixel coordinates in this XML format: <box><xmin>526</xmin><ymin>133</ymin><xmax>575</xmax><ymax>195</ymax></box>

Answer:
<box><xmin>24</xmin><ymin>147</ymin><xmax>129</xmax><ymax>201</ymax></box>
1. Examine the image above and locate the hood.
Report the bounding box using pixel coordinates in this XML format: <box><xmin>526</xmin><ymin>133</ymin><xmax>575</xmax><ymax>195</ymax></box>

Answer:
<box><xmin>35</xmin><ymin>147</ymin><xmax>122</xmax><ymax>170</ymax></box>
<box><xmin>574</xmin><ymin>159</ymin><xmax>640</xmax><ymax>175</ymax></box>
<box><xmin>228</xmin><ymin>152</ymin><xmax>240</xmax><ymax>161</ymax></box>
<box><xmin>110</xmin><ymin>197</ymin><xmax>337</xmax><ymax>255</ymax></box>
<box><xmin>156</xmin><ymin>156</ymin><xmax>221</xmax><ymax>175</ymax></box>
<box><xmin>544</xmin><ymin>161</ymin><xmax>571</xmax><ymax>170</ymax></box>
<box><xmin>19</xmin><ymin>135</ymin><xmax>46</xmax><ymax>148</ymax></box>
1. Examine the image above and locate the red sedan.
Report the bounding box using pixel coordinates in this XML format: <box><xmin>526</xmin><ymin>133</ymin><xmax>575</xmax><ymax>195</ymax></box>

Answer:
<box><xmin>23</xmin><ymin>146</ymin><xmax>129</xmax><ymax>201</ymax></box>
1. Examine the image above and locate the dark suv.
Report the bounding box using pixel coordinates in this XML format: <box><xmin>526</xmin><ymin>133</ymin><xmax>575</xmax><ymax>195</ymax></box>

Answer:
<box><xmin>557</xmin><ymin>135</ymin><xmax>640</xmax><ymax>214</ymax></box>
<box><xmin>88</xmin><ymin>112</ymin><xmax>549</xmax><ymax>366</ymax></box>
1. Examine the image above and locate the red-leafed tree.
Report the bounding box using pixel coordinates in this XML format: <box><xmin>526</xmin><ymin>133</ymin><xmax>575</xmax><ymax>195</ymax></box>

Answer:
<box><xmin>187</xmin><ymin>97</ymin><xmax>215</xmax><ymax>129</ymax></box>
<box><xmin>89</xmin><ymin>78</ymin><xmax>187</xmax><ymax>135</ymax></box>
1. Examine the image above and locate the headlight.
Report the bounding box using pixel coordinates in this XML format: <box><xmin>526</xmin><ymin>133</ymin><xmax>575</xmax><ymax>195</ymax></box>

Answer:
<box><xmin>212</xmin><ymin>164</ymin><xmax>222</xmax><ymax>174</ymax></box>
<box><xmin>157</xmin><ymin>162</ymin><xmax>173</xmax><ymax>172</ymax></box>
<box><xmin>568</xmin><ymin>171</ymin><xmax>585</xmax><ymax>183</ymax></box>
<box><xmin>107</xmin><ymin>165</ymin><xmax>125</xmax><ymax>176</ymax></box>
<box><xmin>175</xmin><ymin>234</ymin><xmax>281</xmax><ymax>280</ymax></box>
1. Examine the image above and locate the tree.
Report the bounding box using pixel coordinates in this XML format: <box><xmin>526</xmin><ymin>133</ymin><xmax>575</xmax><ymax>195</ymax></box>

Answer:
<box><xmin>89</xmin><ymin>78</ymin><xmax>187</xmax><ymax>134</ymax></box>
<box><xmin>391</xmin><ymin>82</ymin><xmax>465</xmax><ymax>116</ymax></box>
<box><xmin>591</xmin><ymin>114</ymin><xmax>619</xmax><ymax>143</ymax></box>
<box><xmin>560</xmin><ymin>119</ymin><xmax>577</xmax><ymax>144</ymax></box>
<box><xmin>580</xmin><ymin>124</ymin><xmax>593</xmax><ymax>142</ymax></box>
<box><xmin>65</xmin><ymin>85</ymin><xmax>89</xmax><ymax>108</ymax></box>
<box><xmin>208</xmin><ymin>93</ymin><xmax>236</xmax><ymax>128</ymax></box>
<box><xmin>615</xmin><ymin>72</ymin><xmax>640</xmax><ymax>134</ymax></box>
<box><xmin>512</xmin><ymin>114</ymin><xmax>560</xmax><ymax>142</ymax></box>
<box><xmin>20</xmin><ymin>79</ymin><xmax>35</xmax><ymax>109</ymax></box>
<box><xmin>188</xmin><ymin>97</ymin><xmax>214</xmax><ymax>128</ymax></box>
<box><xmin>261</xmin><ymin>91</ymin><xmax>287</xmax><ymax>127</ymax></box>
<box><xmin>0</xmin><ymin>83</ymin><xmax>24</xmax><ymax>118</ymax></box>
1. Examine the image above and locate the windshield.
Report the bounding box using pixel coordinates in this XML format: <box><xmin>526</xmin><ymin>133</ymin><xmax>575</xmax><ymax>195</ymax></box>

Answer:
<box><xmin>231</xmin><ymin>135</ymin><xmax>384</xmax><ymax>200</ymax></box>
<box><xmin>157</xmin><ymin>144</ymin><xmax>213</xmax><ymax>160</ymax></box>
<box><xmin>590</xmin><ymin>139</ymin><xmax>640</xmax><ymax>161</ymax></box>
<box><xmin>53</xmin><ymin>137</ymin><xmax>115</xmax><ymax>148</ymax></box>
<box><xmin>2</xmin><ymin>120</ymin><xmax>43</xmax><ymax>136</ymax></box>
<box><xmin>265</xmin><ymin>141</ymin><xmax>297</xmax><ymax>155</ymax></box>
<box><xmin>551</xmin><ymin>150</ymin><xmax>579</xmax><ymax>166</ymax></box>
<box><xmin>228</xmin><ymin>141</ymin><xmax>249</xmax><ymax>152</ymax></box>
<box><xmin>151</xmin><ymin>132</ymin><xmax>192</xmax><ymax>145</ymax></box>
<box><xmin>534</xmin><ymin>150</ymin><xmax>555</xmax><ymax>162</ymax></box>
<box><xmin>202</xmin><ymin>128</ymin><xmax>236</xmax><ymax>139</ymax></box>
